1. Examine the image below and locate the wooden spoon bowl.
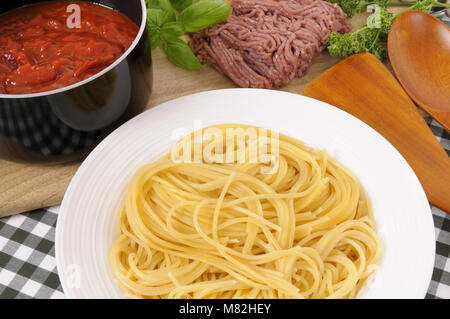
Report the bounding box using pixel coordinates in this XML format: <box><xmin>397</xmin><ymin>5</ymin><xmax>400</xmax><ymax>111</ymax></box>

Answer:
<box><xmin>388</xmin><ymin>10</ymin><xmax>450</xmax><ymax>131</ymax></box>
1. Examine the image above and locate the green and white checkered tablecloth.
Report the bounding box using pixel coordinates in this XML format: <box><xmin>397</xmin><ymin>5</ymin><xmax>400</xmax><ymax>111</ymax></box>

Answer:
<box><xmin>0</xmin><ymin>116</ymin><xmax>449</xmax><ymax>299</ymax></box>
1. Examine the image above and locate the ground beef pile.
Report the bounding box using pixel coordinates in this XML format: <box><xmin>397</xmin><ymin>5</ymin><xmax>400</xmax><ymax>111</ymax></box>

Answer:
<box><xmin>189</xmin><ymin>0</ymin><xmax>349</xmax><ymax>88</ymax></box>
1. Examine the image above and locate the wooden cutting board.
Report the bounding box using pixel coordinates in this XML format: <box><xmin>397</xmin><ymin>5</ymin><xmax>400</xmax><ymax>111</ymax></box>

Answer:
<box><xmin>0</xmin><ymin>11</ymin><xmax>407</xmax><ymax>217</ymax></box>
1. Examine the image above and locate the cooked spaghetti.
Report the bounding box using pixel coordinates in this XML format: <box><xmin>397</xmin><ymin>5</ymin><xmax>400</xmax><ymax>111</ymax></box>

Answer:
<box><xmin>109</xmin><ymin>124</ymin><xmax>382</xmax><ymax>299</ymax></box>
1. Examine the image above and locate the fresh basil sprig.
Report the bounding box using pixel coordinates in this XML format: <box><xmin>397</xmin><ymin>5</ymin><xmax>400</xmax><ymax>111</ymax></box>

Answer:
<box><xmin>178</xmin><ymin>0</ymin><xmax>233</xmax><ymax>32</ymax></box>
<box><xmin>146</xmin><ymin>0</ymin><xmax>232</xmax><ymax>70</ymax></box>
<box><xmin>170</xmin><ymin>0</ymin><xmax>199</xmax><ymax>11</ymax></box>
<box><xmin>149</xmin><ymin>0</ymin><xmax>176</xmax><ymax>22</ymax></box>
<box><xmin>162</xmin><ymin>38</ymin><xmax>205</xmax><ymax>70</ymax></box>
<box><xmin>147</xmin><ymin>9</ymin><xmax>172</xmax><ymax>49</ymax></box>
<box><xmin>161</xmin><ymin>21</ymin><xmax>185</xmax><ymax>39</ymax></box>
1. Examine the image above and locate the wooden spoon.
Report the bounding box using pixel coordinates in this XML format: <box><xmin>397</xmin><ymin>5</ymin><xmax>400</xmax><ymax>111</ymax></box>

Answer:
<box><xmin>388</xmin><ymin>10</ymin><xmax>450</xmax><ymax>131</ymax></box>
<box><xmin>304</xmin><ymin>53</ymin><xmax>450</xmax><ymax>213</ymax></box>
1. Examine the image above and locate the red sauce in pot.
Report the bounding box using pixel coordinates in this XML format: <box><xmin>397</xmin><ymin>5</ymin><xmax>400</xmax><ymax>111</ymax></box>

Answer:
<box><xmin>0</xmin><ymin>1</ymin><xmax>139</xmax><ymax>94</ymax></box>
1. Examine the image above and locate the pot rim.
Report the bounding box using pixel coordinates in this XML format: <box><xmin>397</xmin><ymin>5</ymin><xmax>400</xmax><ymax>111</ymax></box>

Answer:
<box><xmin>0</xmin><ymin>0</ymin><xmax>147</xmax><ymax>99</ymax></box>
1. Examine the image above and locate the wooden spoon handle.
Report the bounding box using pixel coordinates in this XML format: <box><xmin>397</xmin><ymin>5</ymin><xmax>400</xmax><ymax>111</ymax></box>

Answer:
<box><xmin>304</xmin><ymin>53</ymin><xmax>450</xmax><ymax>213</ymax></box>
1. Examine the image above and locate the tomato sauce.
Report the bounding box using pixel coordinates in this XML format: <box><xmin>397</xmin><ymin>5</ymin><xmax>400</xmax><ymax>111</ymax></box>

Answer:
<box><xmin>0</xmin><ymin>1</ymin><xmax>139</xmax><ymax>94</ymax></box>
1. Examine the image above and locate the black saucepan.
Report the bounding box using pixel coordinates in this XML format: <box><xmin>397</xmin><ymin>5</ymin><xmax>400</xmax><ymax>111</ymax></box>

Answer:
<box><xmin>0</xmin><ymin>0</ymin><xmax>152</xmax><ymax>163</ymax></box>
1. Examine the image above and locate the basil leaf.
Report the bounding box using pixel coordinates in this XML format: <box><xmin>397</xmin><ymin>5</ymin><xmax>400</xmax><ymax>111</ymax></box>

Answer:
<box><xmin>148</xmin><ymin>25</ymin><xmax>162</xmax><ymax>49</ymax></box>
<box><xmin>149</xmin><ymin>0</ymin><xmax>173</xmax><ymax>13</ymax></box>
<box><xmin>170</xmin><ymin>0</ymin><xmax>198</xmax><ymax>12</ymax></box>
<box><xmin>161</xmin><ymin>21</ymin><xmax>185</xmax><ymax>40</ymax></box>
<box><xmin>147</xmin><ymin>8</ymin><xmax>163</xmax><ymax>27</ymax></box>
<box><xmin>178</xmin><ymin>0</ymin><xmax>232</xmax><ymax>32</ymax></box>
<box><xmin>147</xmin><ymin>9</ymin><xmax>164</xmax><ymax>49</ymax></box>
<box><xmin>148</xmin><ymin>0</ymin><xmax>176</xmax><ymax>24</ymax></box>
<box><xmin>147</xmin><ymin>0</ymin><xmax>177</xmax><ymax>50</ymax></box>
<box><xmin>161</xmin><ymin>38</ymin><xmax>204</xmax><ymax>70</ymax></box>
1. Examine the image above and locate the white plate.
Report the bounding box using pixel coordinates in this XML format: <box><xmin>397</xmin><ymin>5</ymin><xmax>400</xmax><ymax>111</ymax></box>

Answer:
<box><xmin>55</xmin><ymin>89</ymin><xmax>435</xmax><ymax>299</ymax></box>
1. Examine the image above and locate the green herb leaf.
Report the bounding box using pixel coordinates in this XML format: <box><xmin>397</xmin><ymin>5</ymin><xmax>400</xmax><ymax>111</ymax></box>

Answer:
<box><xmin>161</xmin><ymin>21</ymin><xmax>185</xmax><ymax>40</ymax></box>
<box><xmin>327</xmin><ymin>0</ymin><xmax>358</xmax><ymax>17</ymax></box>
<box><xmin>327</xmin><ymin>27</ymin><xmax>388</xmax><ymax>61</ymax></box>
<box><xmin>147</xmin><ymin>9</ymin><xmax>169</xmax><ymax>49</ymax></box>
<box><xmin>147</xmin><ymin>0</ymin><xmax>177</xmax><ymax>50</ymax></box>
<box><xmin>148</xmin><ymin>0</ymin><xmax>176</xmax><ymax>25</ymax></box>
<box><xmin>146</xmin><ymin>0</ymin><xmax>232</xmax><ymax>69</ymax></box>
<box><xmin>149</xmin><ymin>0</ymin><xmax>170</xmax><ymax>9</ymax></box>
<box><xmin>325</xmin><ymin>0</ymin><xmax>390</xmax><ymax>17</ymax></box>
<box><xmin>178</xmin><ymin>0</ymin><xmax>232</xmax><ymax>32</ymax></box>
<box><xmin>357</xmin><ymin>0</ymin><xmax>390</xmax><ymax>13</ymax></box>
<box><xmin>161</xmin><ymin>38</ymin><xmax>205</xmax><ymax>70</ymax></box>
<box><xmin>325</xmin><ymin>3</ymin><xmax>399</xmax><ymax>60</ymax></box>
<box><xmin>148</xmin><ymin>25</ymin><xmax>162</xmax><ymax>50</ymax></box>
<box><xmin>403</xmin><ymin>0</ymin><xmax>441</xmax><ymax>12</ymax></box>
<box><xmin>170</xmin><ymin>0</ymin><xmax>199</xmax><ymax>12</ymax></box>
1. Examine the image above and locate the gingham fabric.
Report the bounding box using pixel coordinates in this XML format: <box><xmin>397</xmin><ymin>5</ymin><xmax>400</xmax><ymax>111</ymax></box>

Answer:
<box><xmin>0</xmin><ymin>208</ymin><xmax>64</xmax><ymax>298</ymax></box>
<box><xmin>0</xmin><ymin>116</ymin><xmax>449</xmax><ymax>299</ymax></box>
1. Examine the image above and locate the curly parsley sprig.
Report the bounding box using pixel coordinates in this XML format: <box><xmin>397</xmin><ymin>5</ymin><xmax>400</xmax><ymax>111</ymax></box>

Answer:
<box><xmin>326</xmin><ymin>0</ymin><xmax>450</xmax><ymax>60</ymax></box>
<box><xmin>327</xmin><ymin>0</ymin><xmax>450</xmax><ymax>17</ymax></box>
<box><xmin>327</xmin><ymin>0</ymin><xmax>389</xmax><ymax>18</ymax></box>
